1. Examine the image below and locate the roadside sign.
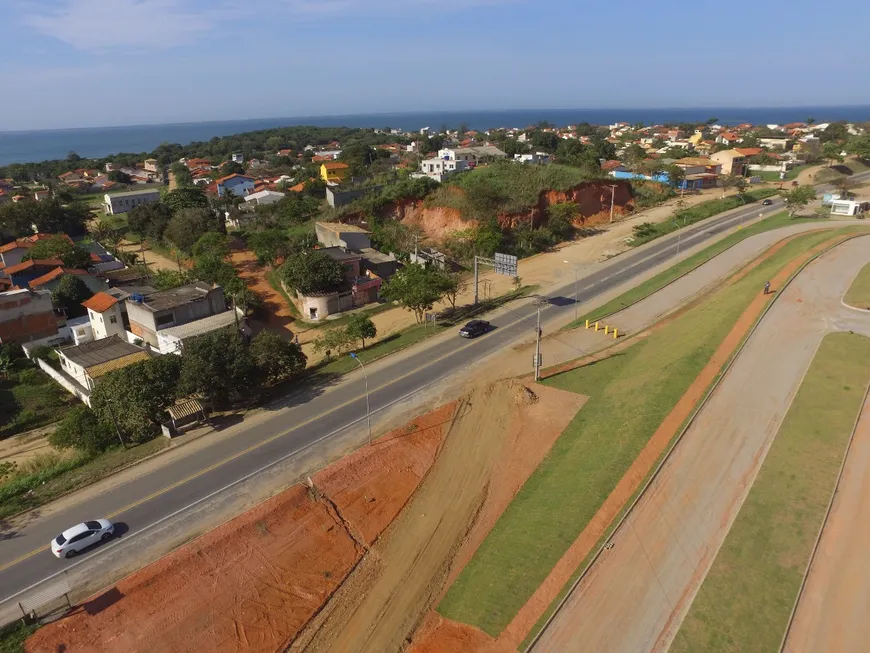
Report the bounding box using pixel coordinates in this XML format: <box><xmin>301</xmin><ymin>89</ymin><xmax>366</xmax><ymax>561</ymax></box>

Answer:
<box><xmin>493</xmin><ymin>252</ymin><xmax>518</xmax><ymax>277</ymax></box>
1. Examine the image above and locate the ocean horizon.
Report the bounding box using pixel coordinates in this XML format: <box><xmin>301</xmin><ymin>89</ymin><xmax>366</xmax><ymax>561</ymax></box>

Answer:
<box><xmin>2</xmin><ymin>105</ymin><xmax>869</xmax><ymax>166</ymax></box>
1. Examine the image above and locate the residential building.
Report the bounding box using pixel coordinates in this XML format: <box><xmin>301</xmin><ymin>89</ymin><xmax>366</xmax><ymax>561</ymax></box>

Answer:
<box><xmin>82</xmin><ymin>290</ymin><xmax>128</xmax><ymax>340</ymax></box>
<box><xmin>33</xmin><ymin>189</ymin><xmax>50</xmax><ymax>201</ymax></box>
<box><xmin>514</xmin><ymin>152</ymin><xmax>551</xmax><ymax>165</ymax></box>
<box><xmin>57</xmin><ymin>335</ymin><xmax>151</xmax><ymax>391</ymax></box>
<box><xmin>144</xmin><ymin>159</ymin><xmax>159</xmax><ymax>173</ymax></box>
<box><xmin>231</xmin><ymin>153</ymin><xmax>244</xmax><ymax>164</ymax></box>
<box><xmin>315</xmin><ymin>222</ymin><xmax>372</xmax><ymax>250</ymax></box>
<box><xmin>0</xmin><ymin>234</ymin><xmax>70</xmax><ymax>269</ymax></box>
<box><xmin>320</xmin><ymin>162</ymin><xmax>351</xmax><ymax>184</ymax></box>
<box><xmin>216</xmin><ymin>173</ymin><xmax>255</xmax><ymax>198</ymax></box>
<box><xmin>716</xmin><ymin>132</ymin><xmax>740</xmax><ymax>145</ymax></box>
<box><xmin>243</xmin><ymin>189</ymin><xmax>285</xmax><ymax>206</ymax></box>
<box><xmin>125</xmin><ymin>282</ymin><xmax>228</xmax><ymax>347</ymax></box>
<box><xmin>438</xmin><ymin>146</ymin><xmax>507</xmax><ymax>165</ymax></box>
<box><xmin>103</xmin><ymin>189</ymin><xmax>161</xmax><ymax>215</ymax></box>
<box><xmin>673</xmin><ymin>157</ymin><xmax>722</xmax><ymax>189</ymax></box>
<box><xmin>758</xmin><ymin>137</ymin><xmax>791</xmax><ymax>150</ymax></box>
<box><xmin>156</xmin><ymin>308</ymin><xmax>248</xmax><ymax>355</ymax></box>
<box><xmin>3</xmin><ymin>259</ymin><xmax>64</xmax><ymax>289</ymax></box>
<box><xmin>710</xmin><ymin>149</ymin><xmax>748</xmax><ymax>176</ymax></box>
<box><xmin>420</xmin><ymin>157</ymin><xmax>468</xmax><ymax>181</ymax></box>
<box><xmin>358</xmin><ymin>248</ymin><xmax>399</xmax><ymax>280</ymax></box>
<box><xmin>0</xmin><ymin>288</ymin><xmax>59</xmax><ymax>345</ymax></box>
<box><xmin>794</xmin><ymin>136</ymin><xmax>821</xmax><ymax>155</ymax></box>
<box><xmin>318</xmin><ymin>247</ymin><xmax>382</xmax><ymax>305</ymax></box>
<box><xmin>29</xmin><ymin>267</ymin><xmax>104</xmax><ymax>294</ymax></box>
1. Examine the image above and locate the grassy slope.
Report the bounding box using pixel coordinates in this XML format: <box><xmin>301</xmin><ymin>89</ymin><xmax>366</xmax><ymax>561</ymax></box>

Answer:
<box><xmin>630</xmin><ymin>188</ymin><xmax>778</xmax><ymax>247</ymax></box>
<box><xmin>576</xmin><ymin>212</ymin><xmax>829</xmax><ymax>325</ymax></box>
<box><xmin>438</xmin><ymin>228</ymin><xmax>845</xmax><ymax>637</ymax></box>
<box><xmin>671</xmin><ymin>331</ymin><xmax>870</xmax><ymax>653</ymax></box>
<box><xmin>0</xmin><ymin>362</ymin><xmax>75</xmax><ymax>440</ymax></box>
<box><xmin>844</xmin><ymin>263</ymin><xmax>870</xmax><ymax>310</ymax></box>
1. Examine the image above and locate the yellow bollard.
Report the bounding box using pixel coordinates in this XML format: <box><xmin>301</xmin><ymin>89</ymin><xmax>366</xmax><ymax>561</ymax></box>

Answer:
<box><xmin>604</xmin><ymin>325</ymin><xmax>609</xmax><ymax>335</ymax></box>
<box><xmin>594</xmin><ymin>321</ymin><xmax>599</xmax><ymax>332</ymax></box>
<box><xmin>585</xmin><ymin>319</ymin><xmax>589</xmax><ymax>330</ymax></box>
<box><xmin>613</xmin><ymin>328</ymin><xmax>618</xmax><ymax>339</ymax></box>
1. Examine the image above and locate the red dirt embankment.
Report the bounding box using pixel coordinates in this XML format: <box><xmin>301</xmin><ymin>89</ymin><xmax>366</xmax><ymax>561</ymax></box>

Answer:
<box><xmin>387</xmin><ymin>180</ymin><xmax>635</xmax><ymax>242</ymax></box>
<box><xmin>26</xmin><ymin>403</ymin><xmax>458</xmax><ymax>653</ymax></box>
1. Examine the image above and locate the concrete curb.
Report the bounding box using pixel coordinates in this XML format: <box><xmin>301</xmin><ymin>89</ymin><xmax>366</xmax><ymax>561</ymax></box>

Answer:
<box><xmin>523</xmin><ymin>231</ymin><xmax>864</xmax><ymax>652</ymax></box>
<box><xmin>777</xmin><ymin>346</ymin><xmax>870</xmax><ymax>652</ymax></box>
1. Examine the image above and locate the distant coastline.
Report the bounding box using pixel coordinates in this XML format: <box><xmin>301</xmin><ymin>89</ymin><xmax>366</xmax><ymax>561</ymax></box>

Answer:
<box><xmin>2</xmin><ymin>106</ymin><xmax>869</xmax><ymax>166</ymax></box>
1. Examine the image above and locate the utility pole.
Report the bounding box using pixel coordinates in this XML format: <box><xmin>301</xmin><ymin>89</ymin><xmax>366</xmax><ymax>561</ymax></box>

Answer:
<box><xmin>106</xmin><ymin>400</ymin><xmax>127</xmax><ymax>449</ymax></box>
<box><xmin>609</xmin><ymin>184</ymin><xmax>618</xmax><ymax>223</ymax></box>
<box><xmin>534</xmin><ymin>302</ymin><xmax>543</xmax><ymax>381</ymax></box>
<box><xmin>473</xmin><ymin>256</ymin><xmax>479</xmax><ymax>305</ymax></box>
<box><xmin>350</xmin><ymin>353</ymin><xmax>372</xmax><ymax>445</ymax></box>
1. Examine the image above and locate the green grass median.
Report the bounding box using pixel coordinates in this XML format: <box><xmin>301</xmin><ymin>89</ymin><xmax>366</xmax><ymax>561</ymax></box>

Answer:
<box><xmin>574</xmin><ymin>212</ymin><xmax>829</xmax><ymax>326</ymax></box>
<box><xmin>671</xmin><ymin>331</ymin><xmax>870</xmax><ymax>653</ymax></box>
<box><xmin>438</xmin><ymin>228</ymin><xmax>847</xmax><ymax>638</ymax></box>
<box><xmin>844</xmin><ymin>262</ymin><xmax>870</xmax><ymax>310</ymax></box>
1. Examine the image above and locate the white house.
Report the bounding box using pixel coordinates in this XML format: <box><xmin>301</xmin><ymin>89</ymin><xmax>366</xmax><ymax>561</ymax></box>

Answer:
<box><xmin>81</xmin><ymin>291</ymin><xmax>127</xmax><ymax>340</ymax></box>
<box><xmin>420</xmin><ymin>157</ymin><xmax>468</xmax><ymax>181</ymax></box>
<box><xmin>514</xmin><ymin>152</ymin><xmax>551</xmax><ymax>165</ymax></box>
<box><xmin>244</xmin><ymin>190</ymin><xmax>286</xmax><ymax>206</ymax></box>
<box><xmin>437</xmin><ymin>146</ymin><xmax>507</xmax><ymax>165</ymax></box>
<box><xmin>57</xmin><ymin>335</ymin><xmax>151</xmax><ymax>392</ymax></box>
<box><xmin>156</xmin><ymin>308</ymin><xmax>248</xmax><ymax>354</ymax></box>
<box><xmin>231</xmin><ymin>153</ymin><xmax>244</xmax><ymax>163</ymax></box>
<box><xmin>103</xmin><ymin>189</ymin><xmax>161</xmax><ymax>215</ymax></box>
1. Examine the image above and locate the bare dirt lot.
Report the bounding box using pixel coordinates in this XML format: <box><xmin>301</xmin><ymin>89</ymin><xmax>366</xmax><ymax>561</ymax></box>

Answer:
<box><xmin>293</xmin><ymin>380</ymin><xmax>584</xmax><ymax>653</ymax></box>
<box><xmin>25</xmin><ymin>403</ymin><xmax>457</xmax><ymax>653</ymax></box>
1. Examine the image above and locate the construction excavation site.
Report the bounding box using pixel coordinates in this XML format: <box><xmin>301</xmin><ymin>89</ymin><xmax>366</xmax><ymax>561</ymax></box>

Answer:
<box><xmin>23</xmin><ymin>210</ymin><xmax>870</xmax><ymax>653</ymax></box>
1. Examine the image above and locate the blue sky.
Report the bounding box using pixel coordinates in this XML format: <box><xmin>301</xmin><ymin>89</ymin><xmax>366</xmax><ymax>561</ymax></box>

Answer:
<box><xmin>2</xmin><ymin>0</ymin><xmax>869</xmax><ymax>131</ymax></box>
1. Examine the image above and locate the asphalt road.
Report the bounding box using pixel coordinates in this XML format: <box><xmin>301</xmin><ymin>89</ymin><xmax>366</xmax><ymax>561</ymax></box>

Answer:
<box><xmin>0</xmin><ymin>177</ymin><xmax>862</xmax><ymax>609</ymax></box>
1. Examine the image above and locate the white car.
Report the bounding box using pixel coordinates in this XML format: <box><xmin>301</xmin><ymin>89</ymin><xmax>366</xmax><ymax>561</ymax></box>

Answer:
<box><xmin>51</xmin><ymin>520</ymin><xmax>114</xmax><ymax>559</ymax></box>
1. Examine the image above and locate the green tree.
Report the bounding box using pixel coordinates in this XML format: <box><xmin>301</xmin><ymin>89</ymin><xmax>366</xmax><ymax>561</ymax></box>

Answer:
<box><xmin>163</xmin><ymin>187</ymin><xmax>209</xmax><ymax>214</ymax></box>
<box><xmin>49</xmin><ymin>405</ymin><xmax>116</xmax><ymax>454</ymax></box>
<box><xmin>220</xmin><ymin>161</ymin><xmax>246</xmax><ymax>176</ymax></box>
<box><xmin>440</xmin><ymin>270</ymin><xmax>467</xmax><ymax>310</ymax></box>
<box><xmin>281</xmin><ymin>250</ymin><xmax>345</xmax><ymax>295</ymax></box>
<box><xmin>622</xmin><ymin>144</ymin><xmax>646</xmax><ymax>170</ymax></box>
<box><xmin>381</xmin><ymin>263</ymin><xmax>450</xmax><ymax>323</ymax></box>
<box><xmin>546</xmin><ymin>202</ymin><xmax>578</xmax><ymax>240</ymax></box>
<box><xmin>90</xmin><ymin>355</ymin><xmax>183</xmax><ymax>444</ymax></box>
<box><xmin>250</xmin><ymin>331</ymin><xmax>307</xmax><ymax>384</ymax></box>
<box><xmin>248</xmin><ymin>229</ymin><xmax>290</xmax><ymax>266</ymax></box>
<box><xmin>193</xmin><ymin>254</ymin><xmax>238</xmax><ymax>287</ymax></box>
<box><xmin>345</xmin><ymin>313</ymin><xmax>377</xmax><ymax>349</ymax></box>
<box><xmin>170</xmin><ymin>162</ymin><xmax>194</xmax><ymax>187</ymax></box>
<box><xmin>24</xmin><ymin>235</ymin><xmax>90</xmax><ymax>268</ymax></box>
<box><xmin>847</xmin><ymin>134</ymin><xmax>870</xmax><ymax>161</ymax></box>
<box><xmin>192</xmin><ymin>232</ymin><xmax>230</xmax><ymax>260</ymax></box>
<box><xmin>313</xmin><ymin>325</ymin><xmax>355</xmax><ymax>357</ymax></box>
<box><xmin>127</xmin><ymin>201</ymin><xmax>173</xmax><ymax>241</ymax></box>
<box><xmin>108</xmin><ymin>170</ymin><xmax>132</xmax><ymax>184</ymax></box>
<box><xmin>473</xmin><ymin>219</ymin><xmax>504</xmax><ymax>257</ymax></box>
<box><xmin>152</xmin><ymin>269</ymin><xmax>194</xmax><ymax>290</ymax></box>
<box><xmin>180</xmin><ymin>328</ymin><xmax>257</xmax><ymax>406</ymax></box>
<box><xmin>823</xmin><ymin>141</ymin><xmax>845</xmax><ymax>167</ymax></box>
<box><xmin>164</xmin><ymin>208</ymin><xmax>224</xmax><ymax>252</ymax></box>
<box><xmin>781</xmin><ymin>186</ymin><xmax>817</xmax><ymax>217</ymax></box>
<box><xmin>51</xmin><ymin>275</ymin><xmax>93</xmax><ymax>317</ymax></box>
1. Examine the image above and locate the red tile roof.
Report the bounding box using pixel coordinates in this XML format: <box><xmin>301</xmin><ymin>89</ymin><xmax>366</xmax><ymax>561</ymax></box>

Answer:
<box><xmin>3</xmin><ymin>258</ymin><xmax>64</xmax><ymax>275</ymax></box>
<box><xmin>601</xmin><ymin>160</ymin><xmax>624</xmax><ymax>171</ymax></box>
<box><xmin>29</xmin><ymin>267</ymin><xmax>88</xmax><ymax>288</ymax></box>
<box><xmin>734</xmin><ymin>147</ymin><xmax>763</xmax><ymax>156</ymax></box>
<box><xmin>82</xmin><ymin>291</ymin><xmax>119</xmax><ymax>313</ymax></box>
<box><xmin>312</xmin><ymin>155</ymin><xmax>333</xmax><ymax>162</ymax></box>
<box><xmin>322</xmin><ymin>162</ymin><xmax>349</xmax><ymax>171</ymax></box>
<box><xmin>720</xmin><ymin>132</ymin><xmax>739</xmax><ymax>141</ymax></box>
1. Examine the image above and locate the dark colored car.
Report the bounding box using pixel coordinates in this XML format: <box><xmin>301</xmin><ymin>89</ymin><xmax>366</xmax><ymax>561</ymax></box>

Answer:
<box><xmin>459</xmin><ymin>320</ymin><xmax>491</xmax><ymax>338</ymax></box>
<box><xmin>762</xmin><ymin>199</ymin><xmax>773</xmax><ymax>206</ymax></box>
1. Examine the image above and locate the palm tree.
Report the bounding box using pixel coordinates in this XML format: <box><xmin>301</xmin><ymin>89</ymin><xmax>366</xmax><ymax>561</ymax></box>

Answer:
<box><xmin>89</xmin><ymin>219</ymin><xmax>112</xmax><ymax>244</ymax></box>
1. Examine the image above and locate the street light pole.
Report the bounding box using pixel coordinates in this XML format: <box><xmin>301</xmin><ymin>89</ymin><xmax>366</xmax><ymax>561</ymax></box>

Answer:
<box><xmin>106</xmin><ymin>400</ymin><xmax>127</xmax><ymax>449</ymax></box>
<box><xmin>349</xmin><ymin>353</ymin><xmax>372</xmax><ymax>446</ymax></box>
<box><xmin>564</xmin><ymin>260</ymin><xmax>578</xmax><ymax>322</ymax></box>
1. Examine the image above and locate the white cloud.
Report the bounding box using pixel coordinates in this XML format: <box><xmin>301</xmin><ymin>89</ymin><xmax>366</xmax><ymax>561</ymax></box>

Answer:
<box><xmin>23</xmin><ymin>0</ymin><xmax>218</xmax><ymax>50</ymax></box>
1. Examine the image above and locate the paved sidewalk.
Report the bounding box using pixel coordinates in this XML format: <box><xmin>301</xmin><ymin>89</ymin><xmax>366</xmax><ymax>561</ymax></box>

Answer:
<box><xmin>532</xmin><ymin>235</ymin><xmax>870</xmax><ymax>653</ymax></box>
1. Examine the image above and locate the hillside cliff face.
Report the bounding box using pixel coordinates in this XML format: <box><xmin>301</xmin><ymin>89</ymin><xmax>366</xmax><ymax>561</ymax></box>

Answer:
<box><xmin>381</xmin><ymin>180</ymin><xmax>635</xmax><ymax>242</ymax></box>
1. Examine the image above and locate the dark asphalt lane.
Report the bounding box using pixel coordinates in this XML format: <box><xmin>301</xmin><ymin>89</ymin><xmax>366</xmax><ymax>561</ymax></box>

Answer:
<box><xmin>1</xmin><ymin>177</ymin><xmax>862</xmax><ymax>605</ymax></box>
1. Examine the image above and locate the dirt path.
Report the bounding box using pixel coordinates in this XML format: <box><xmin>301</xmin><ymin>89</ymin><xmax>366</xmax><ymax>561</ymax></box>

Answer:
<box><xmin>293</xmin><ymin>380</ymin><xmax>579</xmax><ymax>653</ymax></box>
<box><xmin>229</xmin><ymin>248</ymin><xmax>296</xmax><ymax>335</ymax></box>
<box><xmin>116</xmin><ymin>239</ymin><xmax>177</xmax><ymax>272</ymax></box>
<box><xmin>531</xmin><ymin>234</ymin><xmax>870</xmax><ymax>652</ymax></box>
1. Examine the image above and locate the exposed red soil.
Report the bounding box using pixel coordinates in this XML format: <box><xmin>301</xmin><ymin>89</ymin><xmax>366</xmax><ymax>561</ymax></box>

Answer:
<box><xmin>229</xmin><ymin>246</ymin><xmax>295</xmax><ymax>334</ymax></box>
<box><xmin>312</xmin><ymin>402</ymin><xmax>458</xmax><ymax>546</ymax></box>
<box><xmin>26</xmin><ymin>403</ymin><xmax>457</xmax><ymax>653</ymax></box>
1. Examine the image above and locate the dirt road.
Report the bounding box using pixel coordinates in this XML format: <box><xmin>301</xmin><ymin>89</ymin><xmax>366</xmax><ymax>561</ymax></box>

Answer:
<box><xmin>532</xmin><ymin>235</ymin><xmax>870</xmax><ymax>652</ymax></box>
